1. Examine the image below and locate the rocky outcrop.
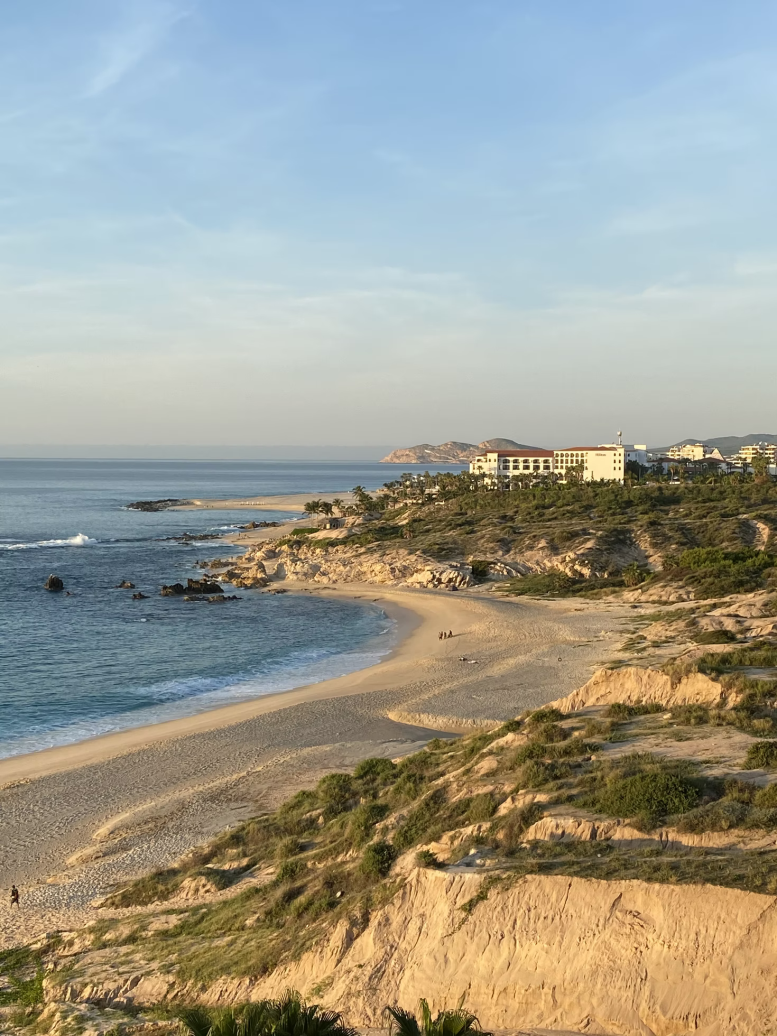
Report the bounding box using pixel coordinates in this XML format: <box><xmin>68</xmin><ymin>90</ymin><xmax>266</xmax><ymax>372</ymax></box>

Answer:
<box><xmin>219</xmin><ymin>544</ymin><xmax>474</xmax><ymax>591</ymax></box>
<box><xmin>44</xmin><ymin>574</ymin><xmax>64</xmax><ymax>591</ymax></box>
<box><xmin>125</xmin><ymin>499</ymin><xmax>190</xmax><ymax>511</ymax></box>
<box><xmin>380</xmin><ymin>439</ymin><xmax>534</xmax><ymax>464</ymax></box>
<box><xmin>53</xmin><ymin>870</ymin><xmax>777</xmax><ymax>1035</ymax></box>
<box><xmin>160</xmin><ymin>583</ymin><xmax>186</xmax><ymax>596</ymax></box>
<box><xmin>555</xmin><ymin>666</ymin><xmax>727</xmax><ymax>712</ymax></box>
<box><xmin>160</xmin><ymin>579</ymin><xmax>223</xmax><ymax>597</ymax></box>
<box><xmin>115</xmin><ymin>581</ymin><xmax>135</xmax><ymax>589</ymax></box>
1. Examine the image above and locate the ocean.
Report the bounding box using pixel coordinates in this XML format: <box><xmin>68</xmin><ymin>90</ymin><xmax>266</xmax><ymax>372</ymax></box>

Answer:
<box><xmin>0</xmin><ymin>458</ymin><xmax>462</xmax><ymax>760</ymax></box>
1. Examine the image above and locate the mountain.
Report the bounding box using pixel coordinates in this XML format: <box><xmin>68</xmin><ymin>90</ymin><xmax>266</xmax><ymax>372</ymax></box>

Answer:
<box><xmin>651</xmin><ymin>433</ymin><xmax>777</xmax><ymax>455</ymax></box>
<box><xmin>380</xmin><ymin>438</ymin><xmax>537</xmax><ymax>464</ymax></box>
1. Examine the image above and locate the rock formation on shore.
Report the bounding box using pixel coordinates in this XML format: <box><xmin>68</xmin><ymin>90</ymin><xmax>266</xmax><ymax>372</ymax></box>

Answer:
<box><xmin>44</xmin><ymin>574</ymin><xmax>64</xmax><ymax>591</ymax></box>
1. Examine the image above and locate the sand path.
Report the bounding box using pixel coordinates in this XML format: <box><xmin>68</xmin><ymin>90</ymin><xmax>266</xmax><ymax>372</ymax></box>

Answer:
<box><xmin>0</xmin><ymin>587</ymin><xmax>633</xmax><ymax>946</ymax></box>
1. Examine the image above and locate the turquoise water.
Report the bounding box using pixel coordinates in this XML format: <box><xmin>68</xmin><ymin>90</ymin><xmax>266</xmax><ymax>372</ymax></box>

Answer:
<box><xmin>0</xmin><ymin>459</ymin><xmax>460</xmax><ymax>759</ymax></box>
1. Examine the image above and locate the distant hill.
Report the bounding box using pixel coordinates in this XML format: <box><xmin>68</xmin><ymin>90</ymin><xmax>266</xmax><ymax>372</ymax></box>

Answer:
<box><xmin>380</xmin><ymin>438</ymin><xmax>537</xmax><ymax>464</ymax></box>
<box><xmin>651</xmin><ymin>433</ymin><xmax>777</xmax><ymax>455</ymax></box>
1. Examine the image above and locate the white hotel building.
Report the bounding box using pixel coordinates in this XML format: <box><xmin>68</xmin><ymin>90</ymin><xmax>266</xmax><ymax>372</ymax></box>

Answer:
<box><xmin>470</xmin><ymin>442</ymin><xmax>648</xmax><ymax>484</ymax></box>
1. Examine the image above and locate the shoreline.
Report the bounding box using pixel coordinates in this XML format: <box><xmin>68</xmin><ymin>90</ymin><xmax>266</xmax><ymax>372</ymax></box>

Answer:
<box><xmin>0</xmin><ymin>589</ymin><xmax>420</xmax><ymax>787</ymax></box>
<box><xmin>174</xmin><ymin>491</ymin><xmax>356</xmax><ymax>513</ymax></box>
<box><xmin>0</xmin><ymin>578</ymin><xmax>635</xmax><ymax>949</ymax></box>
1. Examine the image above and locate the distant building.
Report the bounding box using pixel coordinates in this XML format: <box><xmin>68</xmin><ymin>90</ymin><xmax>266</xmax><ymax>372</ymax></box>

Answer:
<box><xmin>554</xmin><ymin>442</ymin><xmax>648</xmax><ymax>483</ymax></box>
<box><xmin>736</xmin><ymin>443</ymin><xmax>777</xmax><ymax>465</ymax></box>
<box><xmin>469</xmin><ymin>449</ymin><xmax>554</xmax><ymax>478</ymax></box>
<box><xmin>667</xmin><ymin>443</ymin><xmax>725</xmax><ymax>462</ymax></box>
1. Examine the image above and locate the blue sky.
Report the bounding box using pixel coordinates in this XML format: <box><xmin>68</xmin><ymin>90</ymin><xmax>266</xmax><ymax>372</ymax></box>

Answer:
<box><xmin>2</xmin><ymin>1</ymin><xmax>777</xmax><ymax>452</ymax></box>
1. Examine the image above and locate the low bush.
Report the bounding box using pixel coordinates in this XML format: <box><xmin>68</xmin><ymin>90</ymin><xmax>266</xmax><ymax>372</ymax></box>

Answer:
<box><xmin>467</xmin><ymin>793</ymin><xmax>499</xmax><ymax>823</ymax></box>
<box><xmin>528</xmin><ymin>721</ymin><xmax>569</xmax><ymax>744</ymax></box>
<box><xmin>605</xmin><ymin>702</ymin><xmax>664</xmax><ymax>720</ymax></box>
<box><xmin>755</xmin><ymin>783</ymin><xmax>777</xmax><ymax>808</ymax></box>
<box><xmin>670</xmin><ymin>704</ymin><xmax>711</xmax><ymax>726</ymax></box>
<box><xmin>360</xmin><ymin>840</ymin><xmax>397</xmax><ymax>878</ymax></box>
<box><xmin>415</xmin><ymin>849</ymin><xmax>441</xmax><ymax>868</ymax></box>
<box><xmin>348</xmin><ymin>802</ymin><xmax>390</xmax><ymax>846</ymax></box>
<box><xmin>590</xmin><ymin>770</ymin><xmax>699</xmax><ymax>827</ymax></box>
<box><xmin>527</xmin><ymin>707</ymin><xmax>565</xmax><ymax>724</ymax></box>
<box><xmin>517</xmin><ymin>759</ymin><xmax>571</xmax><ymax>788</ymax></box>
<box><xmin>744</xmin><ymin>741</ymin><xmax>777</xmax><ymax>770</ymax></box>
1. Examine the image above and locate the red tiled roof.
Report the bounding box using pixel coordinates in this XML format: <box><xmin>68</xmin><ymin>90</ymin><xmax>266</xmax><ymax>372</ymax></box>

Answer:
<box><xmin>478</xmin><ymin>449</ymin><xmax>554</xmax><ymax>458</ymax></box>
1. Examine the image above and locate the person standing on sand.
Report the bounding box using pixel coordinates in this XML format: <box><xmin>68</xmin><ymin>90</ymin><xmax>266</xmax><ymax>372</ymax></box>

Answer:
<box><xmin>10</xmin><ymin>885</ymin><xmax>19</xmax><ymax>908</ymax></box>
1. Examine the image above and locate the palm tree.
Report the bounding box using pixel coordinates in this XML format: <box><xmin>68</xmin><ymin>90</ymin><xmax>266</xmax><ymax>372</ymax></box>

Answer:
<box><xmin>384</xmin><ymin>999</ymin><xmax>490</xmax><ymax>1036</ymax></box>
<box><xmin>180</xmin><ymin>991</ymin><xmax>357</xmax><ymax>1036</ymax></box>
<box><xmin>319</xmin><ymin>501</ymin><xmax>334</xmax><ymax>517</ymax></box>
<box><xmin>303</xmin><ymin>500</ymin><xmax>322</xmax><ymax>517</ymax></box>
<box><xmin>331</xmin><ymin>498</ymin><xmax>345</xmax><ymax>515</ymax></box>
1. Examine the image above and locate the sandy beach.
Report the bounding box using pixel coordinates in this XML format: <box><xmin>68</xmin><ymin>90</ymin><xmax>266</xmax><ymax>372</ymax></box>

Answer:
<box><xmin>174</xmin><ymin>492</ymin><xmax>356</xmax><ymax>513</ymax></box>
<box><xmin>0</xmin><ymin>583</ymin><xmax>635</xmax><ymax>947</ymax></box>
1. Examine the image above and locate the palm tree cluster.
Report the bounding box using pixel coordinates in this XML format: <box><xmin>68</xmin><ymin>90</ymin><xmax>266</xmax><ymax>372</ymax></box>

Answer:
<box><xmin>179</xmin><ymin>991</ymin><xmax>489</xmax><ymax>1036</ymax></box>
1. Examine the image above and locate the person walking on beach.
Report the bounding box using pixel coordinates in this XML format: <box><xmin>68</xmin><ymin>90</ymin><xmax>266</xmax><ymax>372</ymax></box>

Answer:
<box><xmin>10</xmin><ymin>885</ymin><xmax>19</xmax><ymax>908</ymax></box>
<box><xmin>448</xmin><ymin>630</ymin><xmax>453</xmax><ymax>639</ymax></box>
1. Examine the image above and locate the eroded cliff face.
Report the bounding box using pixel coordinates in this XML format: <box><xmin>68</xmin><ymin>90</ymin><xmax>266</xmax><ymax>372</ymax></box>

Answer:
<box><xmin>55</xmin><ymin>870</ymin><xmax>777</xmax><ymax>1036</ymax></box>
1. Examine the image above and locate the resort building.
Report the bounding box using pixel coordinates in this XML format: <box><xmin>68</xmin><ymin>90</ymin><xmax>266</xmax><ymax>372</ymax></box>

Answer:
<box><xmin>737</xmin><ymin>443</ymin><xmax>777</xmax><ymax>465</ymax></box>
<box><xmin>554</xmin><ymin>443</ymin><xmax>648</xmax><ymax>483</ymax></box>
<box><xmin>667</xmin><ymin>443</ymin><xmax>725</xmax><ymax>462</ymax></box>
<box><xmin>469</xmin><ymin>449</ymin><xmax>554</xmax><ymax>478</ymax></box>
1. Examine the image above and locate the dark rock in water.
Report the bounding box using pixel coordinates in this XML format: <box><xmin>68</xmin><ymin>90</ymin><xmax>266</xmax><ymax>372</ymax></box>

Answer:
<box><xmin>126</xmin><ymin>499</ymin><xmax>190</xmax><ymax>512</ymax></box>
<box><xmin>163</xmin><ymin>532</ymin><xmax>221</xmax><ymax>542</ymax></box>
<box><xmin>184</xmin><ymin>594</ymin><xmax>240</xmax><ymax>603</ymax></box>
<box><xmin>132</xmin><ymin>592</ymin><xmax>148</xmax><ymax>600</ymax></box>
<box><xmin>116</xmin><ymin>580</ymin><xmax>136</xmax><ymax>589</ymax></box>
<box><xmin>44</xmin><ymin>574</ymin><xmax>64</xmax><ymax>592</ymax></box>
<box><xmin>186</xmin><ymin>578</ymin><xmax>223</xmax><ymax>594</ymax></box>
<box><xmin>160</xmin><ymin>583</ymin><xmax>186</xmax><ymax>596</ymax></box>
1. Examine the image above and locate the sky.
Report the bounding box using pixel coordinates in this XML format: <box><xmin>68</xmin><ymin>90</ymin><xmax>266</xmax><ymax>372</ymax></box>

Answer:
<box><xmin>2</xmin><ymin>0</ymin><xmax>777</xmax><ymax>455</ymax></box>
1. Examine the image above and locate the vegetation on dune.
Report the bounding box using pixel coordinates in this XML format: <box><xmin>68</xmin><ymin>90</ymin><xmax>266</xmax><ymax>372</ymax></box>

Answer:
<box><xmin>384</xmin><ymin>998</ymin><xmax>489</xmax><ymax>1036</ymax></box>
<box><xmin>179</xmin><ymin>989</ymin><xmax>358</xmax><ymax>1036</ymax></box>
<box><xmin>29</xmin><ymin>684</ymin><xmax>777</xmax><ymax>1006</ymax></box>
<box><xmin>294</xmin><ymin>478</ymin><xmax>777</xmax><ymax>600</ymax></box>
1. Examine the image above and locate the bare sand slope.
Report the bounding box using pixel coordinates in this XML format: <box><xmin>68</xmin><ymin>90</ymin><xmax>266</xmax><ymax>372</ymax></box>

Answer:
<box><xmin>0</xmin><ymin>587</ymin><xmax>632</xmax><ymax>947</ymax></box>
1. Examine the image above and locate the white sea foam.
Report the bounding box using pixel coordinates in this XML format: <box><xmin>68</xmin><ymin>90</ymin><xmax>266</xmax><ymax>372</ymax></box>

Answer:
<box><xmin>0</xmin><ymin>532</ymin><xmax>97</xmax><ymax>551</ymax></box>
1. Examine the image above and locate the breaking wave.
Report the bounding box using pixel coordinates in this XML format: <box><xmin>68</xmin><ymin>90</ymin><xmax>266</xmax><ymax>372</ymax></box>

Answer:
<box><xmin>0</xmin><ymin>533</ymin><xmax>97</xmax><ymax>551</ymax></box>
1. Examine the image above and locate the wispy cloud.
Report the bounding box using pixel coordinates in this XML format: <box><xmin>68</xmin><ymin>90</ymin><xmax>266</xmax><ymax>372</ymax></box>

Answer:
<box><xmin>85</xmin><ymin>3</ymin><xmax>191</xmax><ymax>98</ymax></box>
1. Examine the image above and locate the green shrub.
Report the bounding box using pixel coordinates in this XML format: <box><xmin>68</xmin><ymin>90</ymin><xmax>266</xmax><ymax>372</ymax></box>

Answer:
<box><xmin>276</xmin><ymin>837</ymin><xmax>302</xmax><ymax>859</ymax></box>
<box><xmin>415</xmin><ymin>849</ymin><xmax>441</xmax><ymax>868</ymax></box>
<box><xmin>675</xmin><ymin>800</ymin><xmax>748</xmax><ymax>833</ymax></box>
<box><xmin>360</xmin><ymin>840</ymin><xmax>398</xmax><ymax>878</ymax></box>
<box><xmin>605</xmin><ymin>702</ymin><xmax>663</xmax><ymax>720</ymax></box>
<box><xmin>588</xmin><ymin>770</ymin><xmax>699</xmax><ymax>826</ymax></box>
<box><xmin>744</xmin><ymin>741</ymin><xmax>777</xmax><ymax>770</ymax></box>
<box><xmin>528</xmin><ymin>721</ymin><xmax>569</xmax><ymax>744</ymax></box>
<box><xmin>275</xmin><ymin>858</ymin><xmax>305</xmax><ymax>883</ymax></box>
<box><xmin>467</xmin><ymin>793</ymin><xmax>498</xmax><ymax>823</ymax></box>
<box><xmin>527</xmin><ymin>708</ymin><xmax>565</xmax><ymax>724</ymax></box>
<box><xmin>755</xmin><ymin>783</ymin><xmax>777</xmax><ymax>808</ymax></box>
<box><xmin>316</xmin><ymin>773</ymin><xmax>356</xmax><ymax>816</ymax></box>
<box><xmin>348</xmin><ymin>802</ymin><xmax>390</xmax><ymax>845</ymax></box>
<box><xmin>622</xmin><ymin>562</ymin><xmax>648</xmax><ymax>587</ymax></box>
<box><xmin>517</xmin><ymin>759</ymin><xmax>570</xmax><ymax>789</ymax></box>
<box><xmin>496</xmin><ymin>803</ymin><xmax>545</xmax><ymax>852</ymax></box>
<box><xmin>353</xmin><ymin>757</ymin><xmax>397</xmax><ymax>782</ymax></box>
<box><xmin>670</xmin><ymin>704</ymin><xmax>711</xmax><ymax>726</ymax></box>
<box><xmin>724</xmin><ymin>778</ymin><xmax>759</xmax><ymax>804</ymax></box>
<box><xmin>469</xmin><ymin>558</ymin><xmax>491</xmax><ymax>579</ymax></box>
<box><xmin>393</xmin><ymin>789</ymin><xmax>447</xmax><ymax>850</ymax></box>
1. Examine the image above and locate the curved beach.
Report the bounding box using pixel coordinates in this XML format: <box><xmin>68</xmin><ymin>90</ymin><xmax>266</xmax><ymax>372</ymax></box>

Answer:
<box><xmin>0</xmin><ymin>584</ymin><xmax>632</xmax><ymax>948</ymax></box>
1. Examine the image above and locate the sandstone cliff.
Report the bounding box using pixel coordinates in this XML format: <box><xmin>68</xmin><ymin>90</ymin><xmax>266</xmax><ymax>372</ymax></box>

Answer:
<box><xmin>53</xmin><ymin>870</ymin><xmax>777</xmax><ymax>1036</ymax></box>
